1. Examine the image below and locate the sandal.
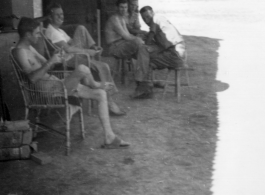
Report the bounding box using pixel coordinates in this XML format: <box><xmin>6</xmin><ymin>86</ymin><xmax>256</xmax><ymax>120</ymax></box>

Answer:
<box><xmin>101</xmin><ymin>136</ymin><xmax>130</xmax><ymax>149</ymax></box>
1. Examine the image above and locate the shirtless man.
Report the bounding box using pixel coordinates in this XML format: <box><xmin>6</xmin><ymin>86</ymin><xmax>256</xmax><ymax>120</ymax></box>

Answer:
<box><xmin>13</xmin><ymin>17</ymin><xmax>129</xmax><ymax>149</ymax></box>
<box><xmin>105</xmin><ymin>0</ymin><xmax>153</xmax><ymax>99</ymax></box>
<box><xmin>45</xmin><ymin>3</ymin><xmax>125</xmax><ymax>116</ymax></box>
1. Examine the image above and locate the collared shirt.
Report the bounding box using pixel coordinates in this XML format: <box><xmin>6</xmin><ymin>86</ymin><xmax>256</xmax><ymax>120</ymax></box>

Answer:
<box><xmin>150</xmin><ymin>14</ymin><xmax>184</xmax><ymax>49</ymax></box>
<box><xmin>45</xmin><ymin>24</ymin><xmax>71</xmax><ymax>44</ymax></box>
<box><xmin>45</xmin><ymin>24</ymin><xmax>74</xmax><ymax>61</ymax></box>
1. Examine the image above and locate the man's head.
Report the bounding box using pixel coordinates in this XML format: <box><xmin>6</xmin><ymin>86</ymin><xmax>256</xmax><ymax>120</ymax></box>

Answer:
<box><xmin>128</xmin><ymin>0</ymin><xmax>139</xmax><ymax>13</ymax></box>
<box><xmin>116</xmin><ymin>0</ymin><xmax>128</xmax><ymax>16</ymax></box>
<box><xmin>140</xmin><ymin>6</ymin><xmax>154</xmax><ymax>26</ymax></box>
<box><xmin>17</xmin><ymin>17</ymin><xmax>40</xmax><ymax>44</ymax></box>
<box><xmin>47</xmin><ymin>3</ymin><xmax>64</xmax><ymax>27</ymax></box>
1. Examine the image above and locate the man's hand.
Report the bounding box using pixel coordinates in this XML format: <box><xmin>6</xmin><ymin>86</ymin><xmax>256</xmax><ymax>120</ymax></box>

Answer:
<box><xmin>48</xmin><ymin>53</ymin><xmax>62</xmax><ymax>68</ymax></box>
<box><xmin>134</xmin><ymin>37</ymin><xmax>145</xmax><ymax>45</ymax></box>
<box><xmin>87</xmin><ymin>49</ymin><xmax>101</xmax><ymax>57</ymax></box>
<box><xmin>91</xmin><ymin>45</ymin><xmax>103</xmax><ymax>52</ymax></box>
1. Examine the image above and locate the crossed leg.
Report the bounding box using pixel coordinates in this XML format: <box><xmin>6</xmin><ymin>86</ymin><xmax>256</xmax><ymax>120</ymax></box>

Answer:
<box><xmin>63</xmin><ymin>65</ymin><xmax>128</xmax><ymax>145</ymax></box>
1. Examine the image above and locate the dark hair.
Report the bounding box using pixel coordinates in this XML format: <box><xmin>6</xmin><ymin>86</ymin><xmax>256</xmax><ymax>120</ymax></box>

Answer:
<box><xmin>140</xmin><ymin>6</ymin><xmax>153</xmax><ymax>14</ymax></box>
<box><xmin>17</xmin><ymin>17</ymin><xmax>40</xmax><ymax>38</ymax></box>
<box><xmin>128</xmin><ymin>0</ymin><xmax>138</xmax><ymax>3</ymax></box>
<box><xmin>116</xmin><ymin>0</ymin><xmax>128</xmax><ymax>7</ymax></box>
<box><xmin>46</xmin><ymin>2</ymin><xmax>62</xmax><ymax>15</ymax></box>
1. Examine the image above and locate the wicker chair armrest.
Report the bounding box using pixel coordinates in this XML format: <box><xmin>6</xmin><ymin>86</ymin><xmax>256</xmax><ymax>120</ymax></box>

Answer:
<box><xmin>48</xmin><ymin>70</ymin><xmax>73</xmax><ymax>79</ymax></box>
<box><xmin>29</xmin><ymin>78</ymin><xmax>65</xmax><ymax>93</ymax></box>
<box><xmin>72</xmin><ymin>52</ymin><xmax>91</xmax><ymax>68</ymax></box>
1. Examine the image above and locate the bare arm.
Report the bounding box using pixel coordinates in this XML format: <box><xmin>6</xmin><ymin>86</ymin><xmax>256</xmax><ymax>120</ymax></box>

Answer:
<box><xmin>14</xmin><ymin>49</ymin><xmax>61</xmax><ymax>83</ymax></box>
<box><xmin>112</xmin><ymin>16</ymin><xmax>136</xmax><ymax>41</ymax></box>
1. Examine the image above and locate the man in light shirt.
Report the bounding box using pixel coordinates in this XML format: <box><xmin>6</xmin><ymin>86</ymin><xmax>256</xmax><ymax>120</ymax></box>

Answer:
<box><xmin>45</xmin><ymin>3</ymin><xmax>126</xmax><ymax>116</ymax></box>
<box><xmin>140</xmin><ymin>6</ymin><xmax>187</xmax><ymax>87</ymax></box>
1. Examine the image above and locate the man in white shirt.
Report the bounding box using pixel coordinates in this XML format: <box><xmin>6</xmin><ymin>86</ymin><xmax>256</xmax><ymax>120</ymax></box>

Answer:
<box><xmin>140</xmin><ymin>6</ymin><xmax>187</xmax><ymax>86</ymax></box>
<box><xmin>45</xmin><ymin>3</ymin><xmax>126</xmax><ymax>115</ymax></box>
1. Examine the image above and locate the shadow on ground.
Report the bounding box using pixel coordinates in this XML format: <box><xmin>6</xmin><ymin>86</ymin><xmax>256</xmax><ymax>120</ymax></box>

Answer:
<box><xmin>0</xmin><ymin>35</ymin><xmax>226</xmax><ymax>195</ymax></box>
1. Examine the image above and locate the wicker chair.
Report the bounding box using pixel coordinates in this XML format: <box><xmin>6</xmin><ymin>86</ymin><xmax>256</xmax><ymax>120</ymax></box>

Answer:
<box><xmin>10</xmin><ymin>47</ymin><xmax>85</xmax><ymax>156</ymax></box>
<box><xmin>37</xmin><ymin>29</ymin><xmax>95</xmax><ymax>115</ymax></box>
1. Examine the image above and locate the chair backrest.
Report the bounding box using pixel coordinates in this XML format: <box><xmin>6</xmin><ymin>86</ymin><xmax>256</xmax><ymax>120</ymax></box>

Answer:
<box><xmin>40</xmin><ymin>27</ymin><xmax>59</xmax><ymax>59</ymax></box>
<box><xmin>10</xmin><ymin>47</ymin><xmax>35</xmax><ymax>107</ymax></box>
<box><xmin>9</xmin><ymin>47</ymin><xmax>65</xmax><ymax>107</ymax></box>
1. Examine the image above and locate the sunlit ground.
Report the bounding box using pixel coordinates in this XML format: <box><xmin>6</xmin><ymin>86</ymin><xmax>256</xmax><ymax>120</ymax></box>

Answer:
<box><xmin>140</xmin><ymin>0</ymin><xmax>265</xmax><ymax>194</ymax></box>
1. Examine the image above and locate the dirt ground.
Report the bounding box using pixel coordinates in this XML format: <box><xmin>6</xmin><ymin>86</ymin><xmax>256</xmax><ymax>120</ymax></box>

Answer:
<box><xmin>0</xmin><ymin>1</ymin><xmax>238</xmax><ymax>195</ymax></box>
<box><xmin>0</xmin><ymin>34</ymin><xmax>222</xmax><ymax>195</ymax></box>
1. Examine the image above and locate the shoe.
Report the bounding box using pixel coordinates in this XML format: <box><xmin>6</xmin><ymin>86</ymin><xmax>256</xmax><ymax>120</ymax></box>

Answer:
<box><xmin>131</xmin><ymin>81</ymin><xmax>153</xmax><ymax>99</ymax></box>
<box><xmin>109</xmin><ymin>109</ymin><xmax>126</xmax><ymax>116</ymax></box>
<box><xmin>130</xmin><ymin>90</ymin><xmax>154</xmax><ymax>99</ymax></box>
<box><xmin>101</xmin><ymin>136</ymin><xmax>130</xmax><ymax>149</ymax></box>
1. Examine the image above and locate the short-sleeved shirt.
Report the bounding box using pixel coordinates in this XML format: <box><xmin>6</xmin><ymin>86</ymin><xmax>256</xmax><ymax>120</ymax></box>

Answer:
<box><xmin>45</xmin><ymin>24</ymin><xmax>74</xmax><ymax>61</ymax></box>
<box><xmin>150</xmin><ymin>15</ymin><xmax>184</xmax><ymax>49</ymax></box>
<box><xmin>45</xmin><ymin>24</ymin><xmax>71</xmax><ymax>44</ymax></box>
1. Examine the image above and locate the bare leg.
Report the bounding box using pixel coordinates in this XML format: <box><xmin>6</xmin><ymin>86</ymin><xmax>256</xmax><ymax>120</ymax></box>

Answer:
<box><xmin>108</xmin><ymin>95</ymin><xmax>125</xmax><ymax>114</ymax></box>
<box><xmin>76</xmin><ymin>86</ymin><xmax>116</xmax><ymax>143</ymax></box>
<box><xmin>64</xmin><ymin>65</ymin><xmax>127</xmax><ymax>144</ymax></box>
<box><xmin>71</xmin><ymin>25</ymin><xmax>95</xmax><ymax>49</ymax></box>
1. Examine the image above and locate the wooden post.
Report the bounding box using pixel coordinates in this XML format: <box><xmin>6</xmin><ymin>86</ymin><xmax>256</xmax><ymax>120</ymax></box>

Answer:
<box><xmin>97</xmin><ymin>1</ymin><xmax>101</xmax><ymax>61</ymax></box>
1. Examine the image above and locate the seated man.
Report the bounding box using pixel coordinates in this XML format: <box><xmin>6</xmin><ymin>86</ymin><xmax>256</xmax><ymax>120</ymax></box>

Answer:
<box><xmin>105</xmin><ymin>0</ymin><xmax>153</xmax><ymax>99</ymax></box>
<box><xmin>13</xmin><ymin>17</ymin><xmax>130</xmax><ymax>149</ymax></box>
<box><xmin>140</xmin><ymin>6</ymin><xmax>187</xmax><ymax>87</ymax></box>
<box><xmin>45</xmin><ymin>3</ymin><xmax>125</xmax><ymax>116</ymax></box>
<box><xmin>125</xmin><ymin>0</ymin><xmax>146</xmax><ymax>37</ymax></box>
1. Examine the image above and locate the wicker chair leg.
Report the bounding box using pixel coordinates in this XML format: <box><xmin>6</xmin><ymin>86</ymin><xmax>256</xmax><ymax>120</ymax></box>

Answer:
<box><xmin>121</xmin><ymin>59</ymin><xmax>126</xmax><ymax>84</ymax></box>
<box><xmin>65</xmin><ymin>105</ymin><xmax>71</xmax><ymax>156</ymax></box>
<box><xmin>25</xmin><ymin>107</ymin><xmax>29</xmax><ymax>120</ymax></box>
<box><xmin>34</xmin><ymin>109</ymin><xmax>41</xmax><ymax>132</ymax></box>
<box><xmin>79</xmin><ymin>108</ymin><xmax>85</xmax><ymax>139</ymax></box>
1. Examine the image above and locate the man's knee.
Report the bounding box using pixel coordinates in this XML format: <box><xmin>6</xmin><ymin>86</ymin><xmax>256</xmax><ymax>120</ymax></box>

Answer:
<box><xmin>76</xmin><ymin>25</ymin><xmax>87</xmax><ymax>32</ymax></box>
<box><xmin>76</xmin><ymin>64</ymin><xmax>91</xmax><ymax>75</ymax></box>
<box><xmin>133</xmin><ymin>37</ymin><xmax>143</xmax><ymax>46</ymax></box>
<box><xmin>96</xmin><ymin>89</ymin><xmax>107</xmax><ymax>102</ymax></box>
<box><xmin>138</xmin><ymin>44</ymin><xmax>149</xmax><ymax>55</ymax></box>
<box><xmin>100</xmin><ymin>62</ymin><xmax>110</xmax><ymax>71</ymax></box>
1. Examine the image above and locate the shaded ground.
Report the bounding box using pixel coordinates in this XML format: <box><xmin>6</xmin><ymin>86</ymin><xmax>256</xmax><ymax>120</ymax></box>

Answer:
<box><xmin>0</xmin><ymin>35</ymin><xmax>222</xmax><ymax>195</ymax></box>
